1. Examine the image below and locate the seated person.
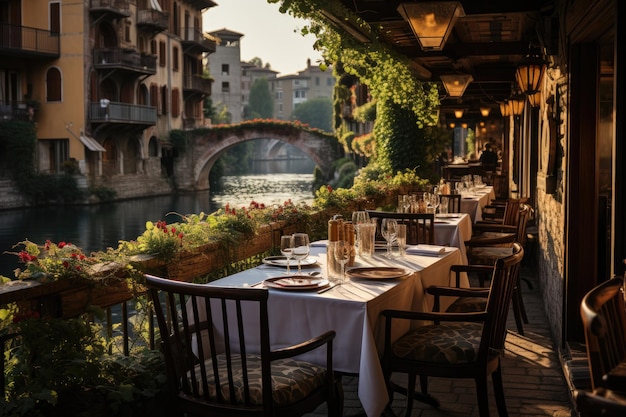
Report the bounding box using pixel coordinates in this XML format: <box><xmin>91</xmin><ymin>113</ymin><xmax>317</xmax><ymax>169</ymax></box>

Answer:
<box><xmin>479</xmin><ymin>143</ymin><xmax>498</xmax><ymax>169</ymax></box>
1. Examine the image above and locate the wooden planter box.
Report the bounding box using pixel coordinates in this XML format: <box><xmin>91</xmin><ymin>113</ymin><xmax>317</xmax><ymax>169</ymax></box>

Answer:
<box><xmin>139</xmin><ymin>221</ymin><xmax>303</xmax><ymax>282</ymax></box>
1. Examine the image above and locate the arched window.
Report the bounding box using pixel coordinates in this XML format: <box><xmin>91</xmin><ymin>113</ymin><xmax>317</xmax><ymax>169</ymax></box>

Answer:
<box><xmin>148</xmin><ymin>136</ymin><xmax>159</xmax><ymax>157</ymax></box>
<box><xmin>46</xmin><ymin>67</ymin><xmax>62</xmax><ymax>102</ymax></box>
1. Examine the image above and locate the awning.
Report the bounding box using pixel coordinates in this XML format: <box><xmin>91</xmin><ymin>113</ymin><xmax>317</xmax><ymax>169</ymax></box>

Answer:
<box><xmin>150</xmin><ymin>0</ymin><xmax>163</xmax><ymax>12</ymax></box>
<box><xmin>79</xmin><ymin>135</ymin><xmax>106</xmax><ymax>152</ymax></box>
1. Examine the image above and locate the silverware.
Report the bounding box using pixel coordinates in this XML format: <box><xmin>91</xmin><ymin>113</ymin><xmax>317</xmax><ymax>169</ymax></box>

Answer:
<box><xmin>317</xmin><ymin>283</ymin><xmax>337</xmax><ymax>294</ymax></box>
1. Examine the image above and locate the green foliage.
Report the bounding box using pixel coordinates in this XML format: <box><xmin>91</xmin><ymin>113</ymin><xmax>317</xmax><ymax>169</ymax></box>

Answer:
<box><xmin>352</xmin><ymin>100</ymin><xmax>377</xmax><ymax>122</ymax></box>
<box><xmin>168</xmin><ymin>129</ymin><xmax>189</xmax><ymax>154</ymax></box>
<box><xmin>0</xmin><ymin>120</ymin><xmax>37</xmax><ymax>179</ymax></box>
<box><xmin>291</xmin><ymin>96</ymin><xmax>333</xmax><ymax>132</ymax></box>
<box><xmin>1</xmin><ymin>314</ymin><xmax>167</xmax><ymax>417</ymax></box>
<box><xmin>248</xmin><ymin>77</ymin><xmax>274</xmax><ymax>119</ymax></box>
<box><xmin>338</xmin><ymin>130</ymin><xmax>355</xmax><ymax>153</ymax></box>
<box><xmin>89</xmin><ymin>185</ymin><xmax>117</xmax><ymax>202</ymax></box>
<box><xmin>15</xmin><ymin>173</ymin><xmax>84</xmax><ymax>205</ymax></box>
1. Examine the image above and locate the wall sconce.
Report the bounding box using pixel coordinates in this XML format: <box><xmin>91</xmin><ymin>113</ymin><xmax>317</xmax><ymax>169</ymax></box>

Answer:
<box><xmin>516</xmin><ymin>52</ymin><xmax>548</xmax><ymax>108</ymax></box>
<box><xmin>397</xmin><ymin>2</ymin><xmax>464</xmax><ymax>51</ymax></box>
<box><xmin>499</xmin><ymin>100</ymin><xmax>511</xmax><ymax>117</ymax></box>
<box><xmin>480</xmin><ymin>107</ymin><xmax>491</xmax><ymax>117</ymax></box>
<box><xmin>454</xmin><ymin>109</ymin><xmax>464</xmax><ymax>118</ymax></box>
<box><xmin>440</xmin><ymin>73</ymin><xmax>473</xmax><ymax>97</ymax></box>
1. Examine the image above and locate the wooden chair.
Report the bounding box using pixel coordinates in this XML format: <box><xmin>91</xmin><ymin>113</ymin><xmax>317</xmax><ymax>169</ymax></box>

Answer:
<box><xmin>366</xmin><ymin>210</ymin><xmax>435</xmax><ymax>245</ymax></box>
<box><xmin>145</xmin><ymin>274</ymin><xmax>344</xmax><ymax>417</ymax></box>
<box><xmin>381</xmin><ymin>243</ymin><xmax>524</xmax><ymax>417</ymax></box>
<box><xmin>458</xmin><ymin>204</ymin><xmax>532</xmax><ymax>335</ymax></box>
<box><xmin>575</xmin><ymin>276</ymin><xmax>626</xmax><ymax>416</ymax></box>
<box><xmin>438</xmin><ymin>193</ymin><xmax>461</xmax><ymax>213</ymax></box>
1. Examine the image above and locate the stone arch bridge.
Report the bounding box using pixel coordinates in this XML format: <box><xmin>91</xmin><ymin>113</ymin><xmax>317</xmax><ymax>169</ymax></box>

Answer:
<box><xmin>173</xmin><ymin>123</ymin><xmax>343</xmax><ymax>191</ymax></box>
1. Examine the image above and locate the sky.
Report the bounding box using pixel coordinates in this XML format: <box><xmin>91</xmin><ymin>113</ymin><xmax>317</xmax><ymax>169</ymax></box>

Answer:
<box><xmin>202</xmin><ymin>0</ymin><xmax>324</xmax><ymax>76</ymax></box>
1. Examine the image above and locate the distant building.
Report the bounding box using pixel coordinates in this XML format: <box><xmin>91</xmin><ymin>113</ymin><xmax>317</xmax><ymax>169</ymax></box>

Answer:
<box><xmin>206</xmin><ymin>29</ymin><xmax>333</xmax><ymax>122</ymax></box>
<box><xmin>0</xmin><ymin>0</ymin><xmax>215</xmax><ymax>200</ymax></box>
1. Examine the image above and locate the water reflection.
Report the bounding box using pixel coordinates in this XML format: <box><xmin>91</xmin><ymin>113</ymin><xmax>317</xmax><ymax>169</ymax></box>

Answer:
<box><xmin>0</xmin><ymin>163</ymin><xmax>316</xmax><ymax>278</ymax></box>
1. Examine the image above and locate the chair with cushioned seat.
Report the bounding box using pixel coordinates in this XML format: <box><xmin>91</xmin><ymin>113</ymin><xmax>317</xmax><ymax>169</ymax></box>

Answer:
<box><xmin>381</xmin><ymin>243</ymin><xmax>524</xmax><ymax>417</ymax></box>
<box><xmin>145</xmin><ymin>274</ymin><xmax>343</xmax><ymax>417</ymax></box>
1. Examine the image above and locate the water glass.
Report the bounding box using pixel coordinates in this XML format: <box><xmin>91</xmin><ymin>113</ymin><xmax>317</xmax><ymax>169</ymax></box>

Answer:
<box><xmin>396</xmin><ymin>224</ymin><xmax>407</xmax><ymax>257</ymax></box>
<box><xmin>291</xmin><ymin>233</ymin><xmax>310</xmax><ymax>275</ymax></box>
<box><xmin>333</xmin><ymin>240</ymin><xmax>353</xmax><ymax>285</ymax></box>
<box><xmin>280</xmin><ymin>235</ymin><xmax>294</xmax><ymax>274</ymax></box>
<box><xmin>352</xmin><ymin>211</ymin><xmax>370</xmax><ymax>253</ymax></box>
<box><xmin>358</xmin><ymin>223</ymin><xmax>376</xmax><ymax>257</ymax></box>
<box><xmin>381</xmin><ymin>218</ymin><xmax>398</xmax><ymax>259</ymax></box>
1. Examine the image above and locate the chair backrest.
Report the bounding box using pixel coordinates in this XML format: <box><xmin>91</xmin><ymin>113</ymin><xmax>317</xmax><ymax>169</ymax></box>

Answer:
<box><xmin>515</xmin><ymin>204</ymin><xmax>532</xmax><ymax>245</ymax></box>
<box><xmin>479</xmin><ymin>243</ymin><xmax>524</xmax><ymax>359</ymax></box>
<box><xmin>439</xmin><ymin>194</ymin><xmax>461</xmax><ymax>213</ymax></box>
<box><xmin>145</xmin><ymin>274</ymin><xmax>274</xmax><ymax>415</ymax></box>
<box><xmin>580</xmin><ymin>276</ymin><xmax>626</xmax><ymax>390</ymax></box>
<box><xmin>366</xmin><ymin>210</ymin><xmax>435</xmax><ymax>244</ymax></box>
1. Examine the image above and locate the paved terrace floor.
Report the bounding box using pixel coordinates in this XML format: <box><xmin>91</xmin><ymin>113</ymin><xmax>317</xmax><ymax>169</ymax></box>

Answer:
<box><xmin>306</xmin><ymin>262</ymin><xmax>578</xmax><ymax>417</ymax></box>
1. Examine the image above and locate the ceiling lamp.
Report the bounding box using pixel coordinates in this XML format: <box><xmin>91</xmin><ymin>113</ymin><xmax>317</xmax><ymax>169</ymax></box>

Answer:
<box><xmin>509</xmin><ymin>92</ymin><xmax>526</xmax><ymax>116</ymax></box>
<box><xmin>397</xmin><ymin>2</ymin><xmax>464</xmax><ymax>51</ymax></box>
<box><xmin>454</xmin><ymin>109</ymin><xmax>464</xmax><ymax>118</ymax></box>
<box><xmin>440</xmin><ymin>74</ymin><xmax>473</xmax><ymax>97</ymax></box>
<box><xmin>499</xmin><ymin>100</ymin><xmax>511</xmax><ymax>117</ymax></box>
<box><xmin>516</xmin><ymin>52</ymin><xmax>548</xmax><ymax>107</ymax></box>
<box><xmin>480</xmin><ymin>107</ymin><xmax>491</xmax><ymax>117</ymax></box>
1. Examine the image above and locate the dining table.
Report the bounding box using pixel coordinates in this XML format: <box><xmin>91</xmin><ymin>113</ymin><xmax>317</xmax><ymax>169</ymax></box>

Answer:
<box><xmin>202</xmin><ymin>243</ymin><xmax>466</xmax><ymax>417</ymax></box>
<box><xmin>459</xmin><ymin>185</ymin><xmax>495</xmax><ymax>222</ymax></box>
<box><xmin>433</xmin><ymin>212</ymin><xmax>472</xmax><ymax>263</ymax></box>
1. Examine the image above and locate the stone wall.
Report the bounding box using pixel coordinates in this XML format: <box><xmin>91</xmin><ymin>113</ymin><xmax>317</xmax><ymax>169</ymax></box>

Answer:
<box><xmin>535</xmin><ymin>68</ymin><xmax>568</xmax><ymax>345</ymax></box>
<box><xmin>0</xmin><ymin>178</ymin><xmax>26</xmax><ymax>210</ymax></box>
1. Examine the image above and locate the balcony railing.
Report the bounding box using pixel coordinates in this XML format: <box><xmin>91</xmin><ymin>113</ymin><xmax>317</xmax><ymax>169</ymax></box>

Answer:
<box><xmin>180</xmin><ymin>28</ymin><xmax>216</xmax><ymax>54</ymax></box>
<box><xmin>0</xmin><ymin>101</ymin><xmax>38</xmax><ymax>121</ymax></box>
<box><xmin>89</xmin><ymin>0</ymin><xmax>131</xmax><ymax>17</ymax></box>
<box><xmin>93</xmin><ymin>48</ymin><xmax>157</xmax><ymax>75</ymax></box>
<box><xmin>0</xmin><ymin>23</ymin><xmax>60</xmax><ymax>58</ymax></box>
<box><xmin>183</xmin><ymin>74</ymin><xmax>212</xmax><ymax>95</ymax></box>
<box><xmin>137</xmin><ymin>9</ymin><xmax>169</xmax><ymax>32</ymax></box>
<box><xmin>89</xmin><ymin>101</ymin><xmax>157</xmax><ymax>125</ymax></box>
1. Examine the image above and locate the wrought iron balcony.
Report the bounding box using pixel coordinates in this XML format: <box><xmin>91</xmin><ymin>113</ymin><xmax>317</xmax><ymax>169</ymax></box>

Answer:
<box><xmin>93</xmin><ymin>48</ymin><xmax>157</xmax><ymax>76</ymax></box>
<box><xmin>0</xmin><ymin>23</ymin><xmax>60</xmax><ymax>58</ymax></box>
<box><xmin>89</xmin><ymin>0</ymin><xmax>131</xmax><ymax>18</ymax></box>
<box><xmin>183</xmin><ymin>74</ymin><xmax>212</xmax><ymax>96</ymax></box>
<box><xmin>89</xmin><ymin>101</ymin><xmax>157</xmax><ymax>126</ymax></box>
<box><xmin>180</xmin><ymin>28</ymin><xmax>216</xmax><ymax>54</ymax></box>
<box><xmin>137</xmin><ymin>9</ymin><xmax>168</xmax><ymax>33</ymax></box>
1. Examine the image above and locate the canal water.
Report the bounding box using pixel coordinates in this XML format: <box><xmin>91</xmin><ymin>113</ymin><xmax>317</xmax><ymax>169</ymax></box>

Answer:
<box><xmin>0</xmin><ymin>158</ymin><xmax>316</xmax><ymax>278</ymax></box>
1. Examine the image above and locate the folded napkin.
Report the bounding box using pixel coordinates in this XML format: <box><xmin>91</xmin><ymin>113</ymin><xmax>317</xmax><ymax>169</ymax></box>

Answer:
<box><xmin>310</xmin><ymin>240</ymin><xmax>328</xmax><ymax>247</ymax></box>
<box><xmin>405</xmin><ymin>244</ymin><xmax>447</xmax><ymax>256</ymax></box>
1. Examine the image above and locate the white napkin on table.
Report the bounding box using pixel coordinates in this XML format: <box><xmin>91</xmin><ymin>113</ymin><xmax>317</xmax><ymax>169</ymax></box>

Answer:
<box><xmin>405</xmin><ymin>244</ymin><xmax>447</xmax><ymax>256</ymax></box>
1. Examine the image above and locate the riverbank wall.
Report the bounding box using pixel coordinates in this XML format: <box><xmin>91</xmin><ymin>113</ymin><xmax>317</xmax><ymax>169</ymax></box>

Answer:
<box><xmin>0</xmin><ymin>174</ymin><xmax>175</xmax><ymax>211</ymax></box>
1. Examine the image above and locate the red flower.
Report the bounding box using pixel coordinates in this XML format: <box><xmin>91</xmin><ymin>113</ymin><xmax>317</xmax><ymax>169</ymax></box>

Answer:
<box><xmin>18</xmin><ymin>251</ymin><xmax>35</xmax><ymax>263</ymax></box>
<box><xmin>12</xmin><ymin>310</ymin><xmax>40</xmax><ymax>323</ymax></box>
<box><xmin>58</xmin><ymin>241</ymin><xmax>67</xmax><ymax>248</ymax></box>
<box><xmin>63</xmin><ymin>260</ymin><xmax>70</xmax><ymax>269</ymax></box>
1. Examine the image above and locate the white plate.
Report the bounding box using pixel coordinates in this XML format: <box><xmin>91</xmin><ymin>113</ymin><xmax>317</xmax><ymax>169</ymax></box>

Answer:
<box><xmin>262</xmin><ymin>256</ymin><xmax>317</xmax><ymax>267</ymax></box>
<box><xmin>263</xmin><ymin>276</ymin><xmax>329</xmax><ymax>290</ymax></box>
<box><xmin>346</xmin><ymin>267</ymin><xmax>411</xmax><ymax>280</ymax></box>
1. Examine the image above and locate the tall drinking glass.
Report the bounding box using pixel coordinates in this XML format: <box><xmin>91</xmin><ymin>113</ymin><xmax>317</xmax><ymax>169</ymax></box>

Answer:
<box><xmin>333</xmin><ymin>239</ymin><xmax>353</xmax><ymax>285</ymax></box>
<box><xmin>291</xmin><ymin>233</ymin><xmax>310</xmax><ymax>275</ymax></box>
<box><xmin>280</xmin><ymin>235</ymin><xmax>294</xmax><ymax>274</ymax></box>
<box><xmin>352</xmin><ymin>211</ymin><xmax>370</xmax><ymax>256</ymax></box>
<box><xmin>396</xmin><ymin>224</ymin><xmax>407</xmax><ymax>257</ymax></box>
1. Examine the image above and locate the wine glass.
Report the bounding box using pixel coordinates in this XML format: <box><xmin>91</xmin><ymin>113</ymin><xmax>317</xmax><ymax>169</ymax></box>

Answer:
<box><xmin>333</xmin><ymin>239</ymin><xmax>353</xmax><ymax>285</ymax></box>
<box><xmin>291</xmin><ymin>233</ymin><xmax>310</xmax><ymax>275</ymax></box>
<box><xmin>380</xmin><ymin>218</ymin><xmax>398</xmax><ymax>258</ymax></box>
<box><xmin>280</xmin><ymin>235</ymin><xmax>294</xmax><ymax>274</ymax></box>
<box><xmin>352</xmin><ymin>211</ymin><xmax>370</xmax><ymax>255</ymax></box>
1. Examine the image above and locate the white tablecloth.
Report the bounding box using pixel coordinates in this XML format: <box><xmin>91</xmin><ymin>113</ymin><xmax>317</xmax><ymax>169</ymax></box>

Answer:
<box><xmin>204</xmin><ymin>245</ymin><xmax>465</xmax><ymax>417</ymax></box>
<box><xmin>433</xmin><ymin>213</ymin><xmax>472</xmax><ymax>263</ymax></box>
<box><xmin>459</xmin><ymin>186</ymin><xmax>495</xmax><ymax>222</ymax></box>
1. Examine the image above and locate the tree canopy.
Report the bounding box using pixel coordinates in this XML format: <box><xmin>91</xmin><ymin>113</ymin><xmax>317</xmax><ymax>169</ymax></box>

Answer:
<box><xmin>246</xmin><ymin>78</ymin><xmax>274</xmax><ymax>119</ymax></box>
<box><xmin>291</xmin><ymin>96</ymin><xmax>333</xmax><ymax>132</ymax></box>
